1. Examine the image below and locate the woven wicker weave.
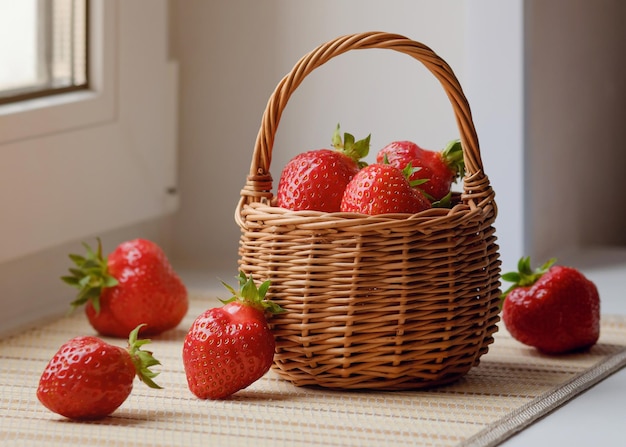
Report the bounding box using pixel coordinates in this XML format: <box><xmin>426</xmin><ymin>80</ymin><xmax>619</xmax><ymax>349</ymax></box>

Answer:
<box><xmin>235</xmin><ymin>31</ymin><xmax>501</xmax><ymax>390</ymax></box>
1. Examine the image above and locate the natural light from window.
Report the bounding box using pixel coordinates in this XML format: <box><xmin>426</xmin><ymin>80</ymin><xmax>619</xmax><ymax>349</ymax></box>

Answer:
<box><xmin>0</xmin><ymin>0</ymin><xmax>87</xmax><ymax>104</ymax></box>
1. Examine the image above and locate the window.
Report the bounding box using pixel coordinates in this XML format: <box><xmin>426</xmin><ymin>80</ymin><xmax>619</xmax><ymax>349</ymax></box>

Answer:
<box><xmin>0</xmin><ymin>0</ymin><xmax>88</xmax><ymax>105</ymax></box>
<box><xmin>0</xmin><ymin>0</ymin><xmax>179</xmax><ymax>264</ymax></box>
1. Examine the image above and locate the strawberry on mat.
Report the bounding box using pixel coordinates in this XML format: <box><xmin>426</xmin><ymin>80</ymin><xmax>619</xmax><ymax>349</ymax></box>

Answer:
<box><xmin>500</xmin><ymin>257</ymin><xmax>600</xmax><ymax>354</ymax></box>
<box><xmin>62</xmin><ymin>238</ymin><xmax>188</xmax><ymax>338</ymax></box>
<box><xmin>37</xmin><ymin>324</ymin><xmax>162</xmax><ymax>420</ymax></box>
<box><xmin>182</xmin><ymin>272</ymin><xmax>282</xmax><ymax>400</ymax></box>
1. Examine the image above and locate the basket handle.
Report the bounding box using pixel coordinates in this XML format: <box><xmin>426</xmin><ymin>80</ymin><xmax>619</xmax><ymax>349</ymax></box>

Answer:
<box><xmin>238</xmin><ymin>31</ymin><xmax>489</xmax><ymax>214</ymax></box>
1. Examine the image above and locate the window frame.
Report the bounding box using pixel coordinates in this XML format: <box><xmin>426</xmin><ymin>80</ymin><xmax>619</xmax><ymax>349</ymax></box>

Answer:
<box><xmin>0</xmin><ymin>0</ymin><xmax>113</xmax><ymax>144</ymax></box>
<box><xmin>0</xmin><ymin>0</ymin><xmax>179</xmax><ymax>264</ymax></box>
<box><xmin>0</xmin><ymin>0</ymin><xmax>90</xmax><ymax>106</ymax></box>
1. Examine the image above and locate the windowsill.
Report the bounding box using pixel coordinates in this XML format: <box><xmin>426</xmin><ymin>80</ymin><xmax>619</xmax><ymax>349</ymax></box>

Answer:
<box><xmin>0</xmin><ymin>89</ymin><xmax>93</xmax><ymax>115</ymax></box>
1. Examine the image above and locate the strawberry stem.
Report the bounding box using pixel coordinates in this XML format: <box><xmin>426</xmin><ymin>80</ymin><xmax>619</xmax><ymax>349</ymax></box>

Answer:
<box><xmin>61</xmin><ymin>238</ymin><xmax>118</xmax><ymax>314</ymax></box>
<box><xmin>331</xmin><ymin>123</ymin><xmax>370</xmax><ymax>169</ymax></box>
<box><xmin>441</xmin><ymin>139</ymin><xmax>465</xmax><ymax>180</ymax></box>
<box><xmin>500</xmin><ymin>256</ymin><xmax>556</xmax><ymax>301</ymax></box>
<box><xmin>220</xmin><ymin>271</ymin><xmax>283</xmax><ymax>315</ymax></box>
<box><xmin>127</xmin><ymin>324</ymin><xmax>162</xmax><ymax>389</ymax></box>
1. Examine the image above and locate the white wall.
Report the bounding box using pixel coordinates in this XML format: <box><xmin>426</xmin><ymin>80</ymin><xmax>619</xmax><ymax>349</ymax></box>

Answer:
<box><xmin>169</xmin><ymin>0</ymin><xmax>471</xmax><ymax>270</ymax></box>
<box><xmin>464</xmin><ymin>0</ymin><xmax>525</xmax><ymax>272</ymax></box>
<box><xmin>526</xmin><ymin>0</ymin><xmax>626</xmax><ymax>264</ymax></box>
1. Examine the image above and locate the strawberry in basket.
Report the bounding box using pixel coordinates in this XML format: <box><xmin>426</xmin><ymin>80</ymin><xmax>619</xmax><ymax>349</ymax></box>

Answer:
<box><xmin>62</xmin><ymin>238</ymin><xmax>188</xmax><ymax>338</ymax></box>
<box><xmin>376</xmin><ymin>139</ymin><xmax>464</xmax><ymax>203</ymax></box>
<box><xmin>340</xmin><ymin>162</ymin><xmax>431</xmax><ymax>215</ymax></box>
<box><xmin>500</xmin><ymin>257</ymin><xmax>600</xmax><ymax>354</ymax></box>
<box><xmin>276</xmin><ymin>124</ymin><xmax>370</xmax><ymax>212</ymax></box>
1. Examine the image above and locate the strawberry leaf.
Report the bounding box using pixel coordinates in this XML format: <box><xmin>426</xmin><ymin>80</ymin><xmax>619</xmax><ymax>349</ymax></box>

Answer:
<box><xmin>60</xmin><ymin>275</ymin><xmax>80</xmax><ymax>286</ymax></box>
<box><xmin>500</xmin><ymin>256</ymin><xmax>557</xmax><ymax>303</ymax></box>
<box><xmin>399</xmin><ymin>162</ymin><xmax>433</xmax><ymax>199</ymax></box>
<box><xmin>62</xmin><ymin>238</ymin><xmax>118</xmax><ymax>314</ymax></box>
<box><xmin>127</xmin><ymin>324</ymin><xmax>162</xmax><ymax>389</ymax></box>
<box><xmin>343</xmin><ymin>132</ymin><xmax>355</xmax><ymax>148</ymax></box>
<box><xmin>431</xmin><ymin>191</ymin><xmax>453</xmax><ymax>208</ymax></box>
<box><xmin>68</xmin><ymin>254</ymin><xmax>86</xmax><ymax>264</ymax></box>
<box><xmin>331</xmin><ymin>123</ymin><xmax>343</xmax><ymax>148</ymax></box>
<box><xmin>441</xmin><ymin>139</ymin><xmax>465</xmax><ymax>180</ymax></box>
<box><xmin>241</xmin><ymin>277</ymin><xmax>258</xmax><ymax>302</ymax></box>
<box><xmin>219</xmin><ymin>272</ymin><xmax>283</xmax><ymax>315</ymax></box>
<box><xmin>331</xmin><ymin>123</ymin><xmax>370</xmax><ymax>168</ymax></box>
<box><xmin>501</xmin><ymin>272</ymin><xmax>521</xmax><ymax>283</ymax></box>
<box><xmin>258</xmin><ymin>280</ymin><xmax>270</xmax><ymax>300</ymax></box>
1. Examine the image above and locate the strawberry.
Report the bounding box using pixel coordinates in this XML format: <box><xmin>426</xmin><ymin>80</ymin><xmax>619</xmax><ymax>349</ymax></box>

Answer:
<box><xmin>276</xmin><ymin>124</ymin><xmax>370</xmax><ymax>212</ymax></box>
<box><xmin>340</xmin><ymin>162</ymin><xmax>431</xmax><ymax>215</ymax></box>
<box><xmin>501</xmin><ymin>257</ymin><xmax>601</xmax><ymax>354</ymax></box>
<box><xmin>62</xmin><ymin>238</ymin><xmax>188</xmax><ymax>338</ymax></box>
<box><xmin>182</xmin><ymin>272</ymin><xmax>282</xmax><ymax>400</ymax></box>
<box><xmin>376</xmin><ymin>139</ymin><xmax>465</xmax><ymax>201</ymax></box>
<box><xmin>37</xmin><ymin>324</ymin><xmax>162</xmax><ymax>420</ymax></box>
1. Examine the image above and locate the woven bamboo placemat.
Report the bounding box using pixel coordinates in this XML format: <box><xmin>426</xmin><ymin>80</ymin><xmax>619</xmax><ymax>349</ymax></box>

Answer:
<box><xmin>1</xmin><ymin>291</ymin><xmax>625</xmax><ymax>447</ymax></box>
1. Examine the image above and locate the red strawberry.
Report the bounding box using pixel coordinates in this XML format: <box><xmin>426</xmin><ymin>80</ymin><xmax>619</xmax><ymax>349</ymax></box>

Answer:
<box><xmin>37</xmin><ymin>324</ymin><xmax>162</xmax><ymax>420</ymax></box>
<box><xmin>376</xmin><ymin>139</ymin><xmax>464</xmax><ymax>201</ymax></box>
<box><xmin>182</xmin><ymin>272</ymin><xmax>282</xmax><ymax>399</ymax></box>
<box><xmin>62</xmin><ymin>238</ymin><xmax>188</xmax><ymax>338</ymax></box>
<box><xmin>340</xmin><ymin>162</ymin><xmax>431</xmax><ymax>215</ymax></box>
<box><xmin>276</xmin><ymin>124</ymin><xmax>370</xmax><ymax>212</ymax></box>
<box><xmin>501</xmin><ymin>257</ymin><xmax>601</xmax><ymax>354</ymax></box>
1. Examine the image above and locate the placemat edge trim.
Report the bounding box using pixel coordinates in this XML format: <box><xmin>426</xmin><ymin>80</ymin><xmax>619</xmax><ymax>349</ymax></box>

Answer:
<box><xmin>460</xmin><ymin>346</ymin><xmax>626</xmax><ymax>447</ymax></box>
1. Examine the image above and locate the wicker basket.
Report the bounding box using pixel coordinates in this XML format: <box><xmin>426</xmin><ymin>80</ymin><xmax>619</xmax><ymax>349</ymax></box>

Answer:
<box><xmin>235</xmin><ymin>31</ymin><xmax>501</xmax><ymax>390</ymax></box>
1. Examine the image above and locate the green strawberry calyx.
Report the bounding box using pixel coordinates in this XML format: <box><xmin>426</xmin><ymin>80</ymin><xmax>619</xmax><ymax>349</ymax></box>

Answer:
<box><xmin>441</xmin><ymin>139</ymin><xmax>466</xmax><ymax>180</ymax></box>
<box><xmin>402</xmin><ymin>162</ymin><xmax>429</xmax><ymax>189</ymax></box>
<box><xmin>331</xmin><ymin>123</ymin><xmax>370</xmax><ymax>169</ymax></box>
<box><xmin>127</xmin><ymin>324</ymin><xmax>163</xmax><ymax>389</ymax></box>
<box><xmin>61</xmin><ymin>238</ymin><xmax>118</xmax><ymax>314</ymax></box>
<box><xmin>500</xmin><ymin>256</ymin><xmax>556</xmax><ymax>301</ymax></box>
<box><xmin>220</xmin><ymin>271</ymin><xmax>284</xmax><ymax>315</ymax></box>
<box><xmin>431</xmin><ymin>191</ymin><xmax>453</xmax><ymax>209</ymax></box>
<box><xmin>384</xmin><ymin>156</ymin><xmax>436</xmax><ymax>203</ymax></box>
<box><xmin>380</xmin><ymin>154</ymin><xmax>431</xmax><ymax>190</ymax></box>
